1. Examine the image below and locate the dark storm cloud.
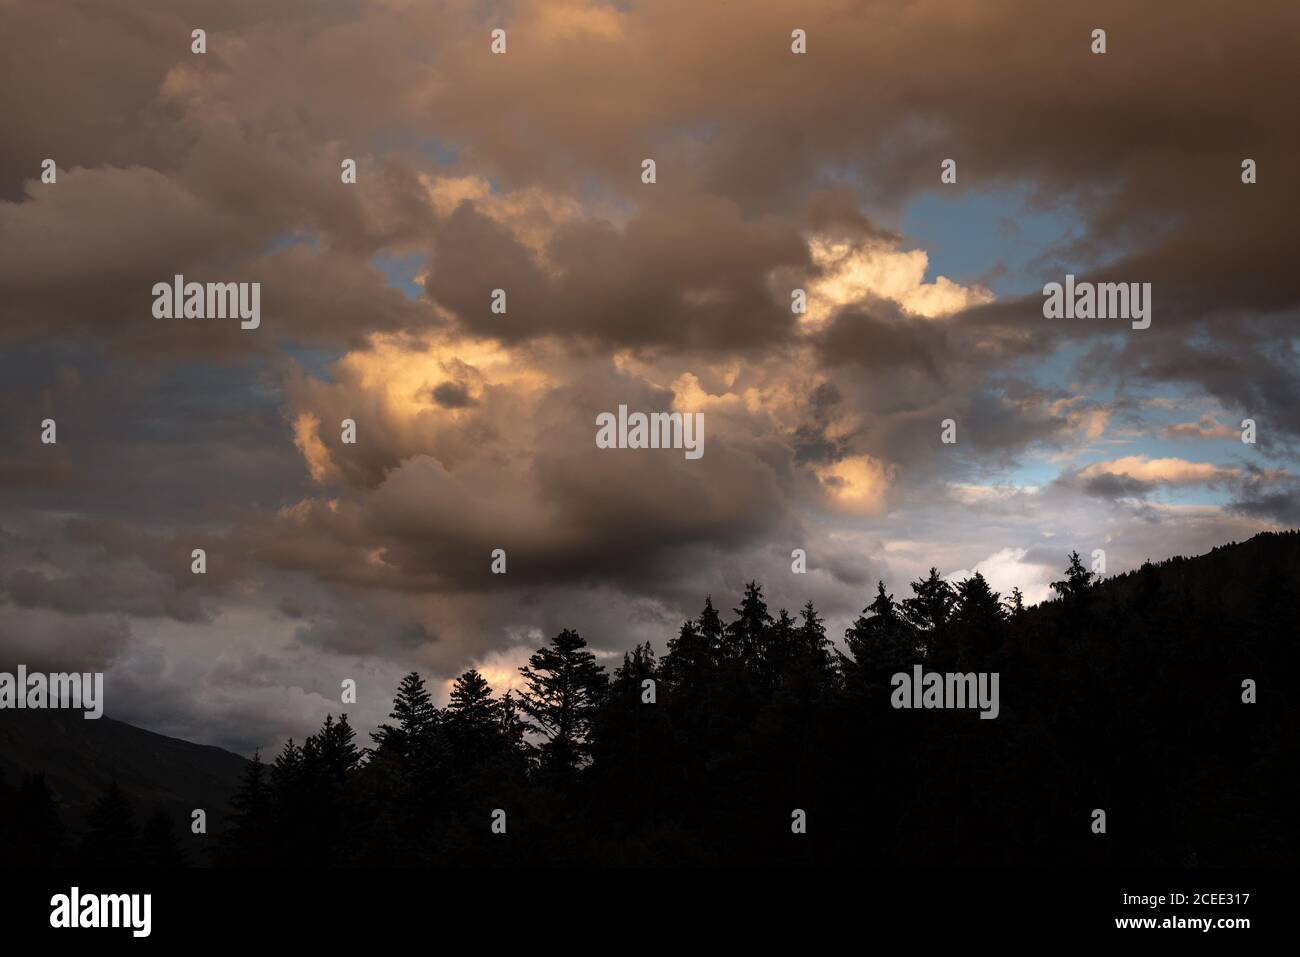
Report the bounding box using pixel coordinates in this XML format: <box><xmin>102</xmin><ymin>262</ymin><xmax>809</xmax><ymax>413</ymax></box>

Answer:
<box><xmin>1074</xmin><ymin>472</ymin><xmax>1156</xmax><ymax>500</ymax></box>
<box><xmin>792</xmin><ymin>381</ymin><xmax>846</xmax><ymax>465</ymax></box>
<box><xmin>299</xmin><ymin>415</ymin><xmax>798</xmax><ymax>594</ymax></box>
<box><xmin>814</xmin><ymin>305</ymin><xmax>950</xmax><ymax>378</ymax></box>
<box><xmin>0</xmin><ymin>343</ymin><xmax>305</xmax><ymax>522</ymax></box>
<box><xmin>425</xmin><ymin>195</ymin><xmax>808</xmax><ymax>350</ymax></box>
<box><xmin>0</xmin><ymin>607</ymin><xmax>132</xmax><ymax>672</ymax></box>
<box><xmin>1109</xmin><ymin>336</ymin><xmax>1300</xmax><ymax>447</ymax></box>
<box><xmin>293</xmin><ymin>614</ymin><xmax>437</xmax><ymax>655</ymax></box>
<box><xmin>960</xmin><ymin>388</ymin><xmax>1081</xmax><ymax>459</ymax></box>
<box><xmin>0</xmin><ymin>158</ymin><xmax>442</xmax><ymax>356</ymax></box>
<box><xmin>431</xmin><ymin>381</ymin><xmax>477</xmax><ymax>409</ymax></box>
<box><xmin>1227</xmin><ymin>469</ymin><xmax>1300</xmax><ymax>527</ymax></box>
<box><xmin>5</xmin><ymin>568</ymin><xmax>206</xmax><ymax>623</ymax></box>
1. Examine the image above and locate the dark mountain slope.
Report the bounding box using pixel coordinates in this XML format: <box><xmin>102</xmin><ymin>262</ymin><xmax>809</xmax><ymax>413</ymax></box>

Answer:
<box><xmin>0</xmin><ymin>708</ymin><xmax>249</xmax><ymax>861</ymax></box>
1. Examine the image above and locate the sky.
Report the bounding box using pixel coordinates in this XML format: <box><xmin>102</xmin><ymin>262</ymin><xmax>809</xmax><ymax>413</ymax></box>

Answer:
<box><xmin>1</xmin><ymin>0</ymin><xmax>1298</xmax><ymax>755</ymax></box>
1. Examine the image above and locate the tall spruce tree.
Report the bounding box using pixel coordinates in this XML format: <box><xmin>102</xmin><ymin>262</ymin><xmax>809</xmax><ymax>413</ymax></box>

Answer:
<box><xmin>661</xmin><ymin>606</ymin><xmax>722</xmax><ymax>756</ymax></box>
<box><xmin>284</xmin><ymin>714</ymin><xmax>363</xmax><ymax>866</ymax></box>
<box><xmin>952</xmin><ymin>571</ymin><xmax>1005</xmax><ymax>663</ymax></box>
<box><xmin>497</xmin><ymin>691</ymin><xmax>530</xmax><ymax>766</ymax></box>
<box><xmin>1051</xmin><ymin>550</ymin><xmax>1096</xmax><ymax>601</ymax></box>
<box><xmin>699</xmin><ymin>596</ymin><xmax>727</xmax><ymax>666</ymax></box>
<box><xmin>516</xmin><ymin>628</ymin><xmax>607</xmax><ymax>773</ymax></box>
<box><xmin>590</xmin><ymin>643</ymin><xmax>667</xmax><ymax>806</ymax></box>
<box><xmin>793</xmin><ymin>601</ymin><xmax>836</xmax><ymax>693</ymax></box>
<box><xmin>728</xmin><ymin>581</ymin><xmax>774</xmax><ymax>669</ymax></box>
<box><xmin>81</xmin><ymin>780</ymin><xmax>139</xmax><ymax>867</ymax></box>
<box><xmin>306</xmin><ymin>713</ymin><xmax>361</xmax><ymax>784</ymax></box>
<box><xmin>762</xmin><ymin>607</ymin><xmax>795</xmax><ymax>685</ymax></box>
<box><xmin>902</xmin><ymin>567</ymin><xmax>956</xmax><ymax>634</ymax></box>
<box><xmin>220</xmin><ymin>751</ymin><xmax>272</xmax><ymax>866</ymax></box>
<box><xmin>269</xmin><ymin>738</ymin><xmax>316</xmax><ymax>864</ymax></box>
<box><xmin>662</xmin><ymin>618</ymin><xmax>709</xmax><ymax>690</ymax></box>
<box><xmin>842</xmin><ymin>581</ymin><xmax>915</xmax><ymax>689</ymax></box>
<box><xmin>1005</xmin><ymin>586</ymin><xmax>1026</xmax><ymax>618</ymax></box>
<box><xmin>446</xmin><ymin>669</ymin><xmax>502</xmax><ymax>771</ymax></box>
<box><xmin>140</xmin><ymin>810</ymin><xmax>186</xmax><ymax>867</ymax></box>
<box><xmin>5</xmin><ymin>773</ymin><xmax>67</xmax><ymax>868</ymax></box>
<box><xmin>371</xmin><ymin>671</ymin><xmax>438</xmax><ymax>762</ymax></box>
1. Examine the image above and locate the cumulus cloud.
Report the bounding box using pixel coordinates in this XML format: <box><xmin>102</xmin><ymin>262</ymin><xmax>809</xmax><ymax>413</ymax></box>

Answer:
<box><xmin>948</xmin><ymin>547</ymin><xmax>1056</xmax><ymax>606</ymax></box>
<box><xmin>806</xmin><ymin>238</ymin><xmax>993</xmax><ymax>321</ymax></box>
<box><xmin>1078</xmin><ymin>455</ymin><xmax>1239</xmax><ymax>487</ymax></box>
<box><xmin>814</xmin><ymin>454</ymin><xmax>894</xmax><ymax>516</ymax></box>
<box><xmin>1163</xmin><ymin>415</ymin><xmax>1242</xmax><ymax>441</ymax></box>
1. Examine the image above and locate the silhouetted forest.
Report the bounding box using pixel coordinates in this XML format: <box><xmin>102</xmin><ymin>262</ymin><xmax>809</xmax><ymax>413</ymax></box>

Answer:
<box><xmin>5</xmin><ymin>532</ymin><xmax>1298</xmax><ymax>867</ymax></box>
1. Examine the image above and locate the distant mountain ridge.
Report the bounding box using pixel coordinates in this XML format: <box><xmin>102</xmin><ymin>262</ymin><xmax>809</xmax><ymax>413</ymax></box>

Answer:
<box><xmin>0</xmin><ymin>708</ymin><xmax>249</xmax><ymax>856</ymax></box>
<box><xmin>1076</xmin><ymin>529</ymin><xmax>1300</xmax><ymax>605</ymax></box>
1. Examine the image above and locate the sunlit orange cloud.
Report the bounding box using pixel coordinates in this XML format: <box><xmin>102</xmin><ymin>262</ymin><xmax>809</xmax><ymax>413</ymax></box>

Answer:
<box><xmin>292</xmin><ymin>412</ymin><xmax>341</xmax><ymax>484</ymax></box>
<box><xmin>1078</xmin><ymin>455</ymin><xmax>1238</xmax><ymax>485</ymax></box>
<box><xmin>803</xmin><ymin>238</ymin><xmax>993</xmax><ymax>324</ymax></box>
<box><xmin>814</xmin><ymin>454</ymin><xmax>895</xmax><ymax>515</ymax></box>
<box><xmin>1162</xmin><ymin>415</ymin><xmax>1241</xmax><ymax>440</ymax></box>
<box><xmin>442</xmin><ymin>643</ymin><xmax>537</xmax><ymax>699</ymax></box>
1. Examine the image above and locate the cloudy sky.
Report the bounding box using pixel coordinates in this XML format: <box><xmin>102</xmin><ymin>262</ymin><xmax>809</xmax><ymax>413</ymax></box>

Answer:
<box><xmin>1</xmin><ymin>0</ymin><xmax>1297</xmax><ymax>755</ymax></box>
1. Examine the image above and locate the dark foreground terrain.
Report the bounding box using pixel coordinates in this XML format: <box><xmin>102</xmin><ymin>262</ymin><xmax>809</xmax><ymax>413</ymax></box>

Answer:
<box><xmin>3</xmin><ymin>531</ymin><xmax>1297</xmax><ymax>867</ymax></box>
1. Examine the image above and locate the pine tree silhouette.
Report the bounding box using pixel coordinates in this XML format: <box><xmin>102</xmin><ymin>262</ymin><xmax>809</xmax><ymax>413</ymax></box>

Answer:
<box><xmin>516</xmin><ymin>628</ymin><xmax>607</xmax><ymax>773</ymax></box>
<box><xmin>757</xmin><ymin>606</ymin><xmax>791</xmax><ymax>686</ymax></box>
<box><xmin>902</xmin><ymin>567</ymin><xmax>956</xmax><ymax>637</ymax></box>
<box><xmin>308</xmin><ymin>713</ymin><xmax>361</xmax><ymax>783</ymax></box>
<box><xmin>1005</xmin><ymin>585</ymin><xmax>1025</xmax><ymax>618</ymax></box>
<box><xmin>446</xmin><ymin>669</ymin><xmax>502</xmax><ymax>773</ymax></box>
<box><xmin>3</xmin><ymin>773</ymin><xmax>67</xmax><ymax>868</ymax></box>
<box><xmin>140</xmin><ymin>810</ymin><xmax>187</xmax><ymax>867</ymax></box>
<box><xmin>1051</xmin><ymin>550</ymin><xmax>1096</xmax><ymax>601</ymax></box>
<box><xmin>728</xmin><ymin>581</ymin><xmax>774</xmax><ymax>669</ymax></box>
<box><xmin>371</xmin><ymin>672</ymin><xmax>438</xmax><ymax>763</ymax></box>
<box><xmin>491</xmin><ymin>688</ymin><xmax>532</xmax><ymax>798</ymax></box>
<box><xmin>269</xmin><ymin>738</ymin><xmax>317</xmax><ymax>864</ymax></box>
<box><xmin>795</xmin><ymin>601</ymin><xmax>835</xmax><ymax>686</ymax></box>
<box><xmin>662</xmin><ymin>618</ymin><xmax>708</xmax><ymax>689</ymax></box>
<box><xmin>697</xmin><ymin>595</ymin><xmax>726</xmax><ymax>666</ymax></box>
<box><xmin>842</xmin><ymin>581</ymin><xmax>915</xmax><ymax>693</ymax></box>
<box><xmin>219</xmin><ymin>750</ymin><xmax>272</xmax><ymax>866</ymax></box>
<box><xmin>952</xmin><ymin>571</ymin><xmax>1005</xmax><ymax>664</ymax></box>
<box><xmin>81</xmin><ymin>780</ymin><xmax>140</xmax><ymax>867</ymax></box>
<box><xmin>590</xmin><ymin>642</ymin><xmax>670</xmax><ymax>828</ymax></box>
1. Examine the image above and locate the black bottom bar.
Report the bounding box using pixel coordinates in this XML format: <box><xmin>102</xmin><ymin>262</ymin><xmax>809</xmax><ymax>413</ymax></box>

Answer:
<box><xmin>2</xmin><ymin>866</ymin><xmax>1293</xmax><ymax>944</ymax></box>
